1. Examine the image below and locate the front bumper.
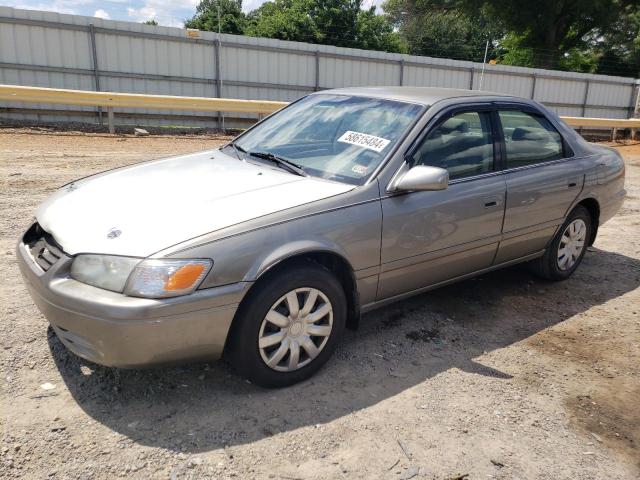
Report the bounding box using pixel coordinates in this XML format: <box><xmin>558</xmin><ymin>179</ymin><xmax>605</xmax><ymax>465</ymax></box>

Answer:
<box><xmin>17</xmin><ymin>234</ymin><xmax>250</xmax><ymax>368</ymax></box>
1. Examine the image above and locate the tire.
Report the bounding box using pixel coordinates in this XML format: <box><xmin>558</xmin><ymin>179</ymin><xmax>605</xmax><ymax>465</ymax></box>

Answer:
<box><xmin>529</xmin><ymin>205</ymin><xmax>591</xmax><ymax>281</ymax></box>
<box><xmin>227</xmin><ymin>260</ymin><xmax>347</xmax><ymax>388</ymax></box>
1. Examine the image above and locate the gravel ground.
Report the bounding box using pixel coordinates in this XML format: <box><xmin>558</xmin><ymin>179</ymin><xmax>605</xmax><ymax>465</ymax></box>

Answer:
<box><xmin>1</xmin><ymin>129</ymin><xmax>639</xmax><ymax>480</ymax></box>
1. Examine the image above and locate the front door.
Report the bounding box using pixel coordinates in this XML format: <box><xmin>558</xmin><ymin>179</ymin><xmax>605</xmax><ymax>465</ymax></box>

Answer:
<box><xmin>378</xmin><ymin>108</ymin><xmax>506</xmax><ymax>300</ymax></box>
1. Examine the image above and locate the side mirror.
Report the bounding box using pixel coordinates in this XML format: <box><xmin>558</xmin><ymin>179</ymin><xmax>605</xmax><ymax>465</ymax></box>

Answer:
<box><xmin>390</xmin><ymin>165</ymin><xmax>449</xmax><ymax>192</ymax></box>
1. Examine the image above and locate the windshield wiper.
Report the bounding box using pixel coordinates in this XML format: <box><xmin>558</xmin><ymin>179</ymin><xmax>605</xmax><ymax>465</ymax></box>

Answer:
<box><xmin>248</xmin><ymin>151</ymin><xmax>308</xmax><ymax>177</ymax></box>
<box><xmin>227</xmin><ymin>141</ymin><xmax>246</xmax><ymax>161</ymax></box>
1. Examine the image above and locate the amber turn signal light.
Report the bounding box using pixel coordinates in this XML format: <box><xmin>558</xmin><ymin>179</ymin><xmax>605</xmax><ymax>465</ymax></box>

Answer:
<box><xmin>164</xmin><ymin>263</ymin><xmax>207</xmax><ymax>291</ymax></box>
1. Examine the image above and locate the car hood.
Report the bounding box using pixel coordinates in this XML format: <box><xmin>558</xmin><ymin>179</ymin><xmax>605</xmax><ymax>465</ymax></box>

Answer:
<box><xmin>37</xmin><ymin>150</ymin><xmax>354</xmax><ymax>257</ymax></box>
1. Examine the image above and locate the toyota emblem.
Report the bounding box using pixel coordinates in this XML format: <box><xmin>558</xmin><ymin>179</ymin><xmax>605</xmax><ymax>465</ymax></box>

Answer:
<box><xmin>107</xmin><ymin>228</ymin><xmax>122</xmax><ymax>239</ymax></box>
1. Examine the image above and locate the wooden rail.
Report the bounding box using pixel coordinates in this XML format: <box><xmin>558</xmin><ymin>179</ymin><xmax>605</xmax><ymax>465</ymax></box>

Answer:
<box><xmin>1</xmin><ymin>84</ymin><xmax>638</xmax><ymax>138</ymax></box>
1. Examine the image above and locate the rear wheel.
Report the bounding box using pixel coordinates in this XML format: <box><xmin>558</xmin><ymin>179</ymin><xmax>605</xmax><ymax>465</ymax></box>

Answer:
<box><xmin>227</xmin><ymin>261</ymin><xmax>346</xmax><ymax>388</ymax></box>
<box><xmin>529</xmin><ymin>205</ymin><xmax>591</xmax><ymax>281</ymax></box>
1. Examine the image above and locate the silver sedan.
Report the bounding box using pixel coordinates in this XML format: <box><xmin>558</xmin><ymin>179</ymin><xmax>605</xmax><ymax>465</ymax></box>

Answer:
<box><xmin>17</xmin><ymin>87</ymin><xmax>626</xmax><ymax>387</ymax></box>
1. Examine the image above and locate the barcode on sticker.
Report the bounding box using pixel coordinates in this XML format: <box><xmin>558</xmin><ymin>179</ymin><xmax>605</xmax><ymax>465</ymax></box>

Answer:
<box><xmin>337</xmin><ymin>131</ymin><xmax>390</xmax><ymax>153</ymax></box>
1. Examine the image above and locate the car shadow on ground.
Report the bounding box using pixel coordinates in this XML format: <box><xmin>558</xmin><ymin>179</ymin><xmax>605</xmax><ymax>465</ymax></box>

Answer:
<box><xmin>48</xmin><ymin>247</ymin><xmax>640</xmax><ymax>453</ymax></box>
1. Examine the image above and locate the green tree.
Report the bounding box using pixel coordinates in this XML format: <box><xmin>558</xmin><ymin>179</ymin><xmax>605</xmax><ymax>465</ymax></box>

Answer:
<box><xmin>309</xmin><ymin>0</ymin><xmax>360</xmax><ymax>47</ymax></box>
<box><xmin>384</xmin><ymin>0</ymin><xmax>639</xmax><ymax>74</ymax></box>
<box><xmin>356</xmin><ymin>7</ymin><xmax>407</xmax><ymax>53</ymax></box>
<box><xmin>464</xmin><ymin>0</ymin><xmax>636</xmax><ymax>69</ymax></box>
<box><xmin>245</xmin><ymin>0</ymin><xmax>321</xmax><ymax>43</ymax></box>
<box><xmin>143</xmin><ymin>19</ymin><xmax>158</xmax><ymax>26</ymax></box>
<box><xmin>383</xmin><ymin>0</ymin><xmax>503</xmax><ymax>60</ymax></box>
<box><xmin>245</xmin><ymin>0</ymin><xmax>405</xmax><ymax>52</ymax></box>
<box><xmin>595</xmin><ymin>5</ymin><xmax>640</xmax><ymax>77</ymax></box>
<box><xmin>185</xmin><ymin>0</ymin><xmax>247</xmax><ymax>34</ymax></box>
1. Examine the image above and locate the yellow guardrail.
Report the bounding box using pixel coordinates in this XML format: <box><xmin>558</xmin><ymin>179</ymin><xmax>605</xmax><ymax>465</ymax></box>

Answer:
<box><xmin>0</xmin><ymin>84</ymin><xmax>287</xmax><ymax>114</ymax></box>
<box><xmin>561</xmin><ymin>116</ymin><xmax>640</xmax><ymax>128</ymax></box>
<box><xmin>1</xmin><ymin>84</ymin><xmax>638</xmax><ymax>138</ymax></box>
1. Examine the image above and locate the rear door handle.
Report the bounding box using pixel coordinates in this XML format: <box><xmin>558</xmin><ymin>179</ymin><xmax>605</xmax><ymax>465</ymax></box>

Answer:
<box><xmin>568</xmin><ymin>182</ymin><xmax>577</xmax><ymax>188</ymax></box>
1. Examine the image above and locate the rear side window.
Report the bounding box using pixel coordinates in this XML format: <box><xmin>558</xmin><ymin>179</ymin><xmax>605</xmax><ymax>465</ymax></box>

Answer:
<box><xmin>498</xmin><ymin>110</ymin><xmax>565</xmax><ymax>168</ymax></box>
<box><xmin>410</xmin><ymin>111</ymin><xmax>495</xmax><ymax>180</ymax></box>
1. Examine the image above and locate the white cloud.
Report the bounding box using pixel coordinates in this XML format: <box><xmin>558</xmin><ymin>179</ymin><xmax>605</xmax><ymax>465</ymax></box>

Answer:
<box><xmin>242</xmin><ymin>0</ymin><xmax>265</xmax><ymax>12</ymax></box>
<box><xmin>6</xmin><ymin>0</ymin><xmax>200</xmax><ymax>26</ymax></box>
<box><xmin>93</xmin><ymin>8</ymin><xmax>110</xmax><ymax>19</ymax></box>
<box><xmin>127</xmin><ymin>0</ymin><xmax>198</xmax><ymax>27</ymax></box>
<box><xmin>127</xmin><ymin>6</ymin><xmax>157</xmax><ymax>22</ymax></box>
<box><xmin>8</xmin><ymin>0</ymin><xmax>86</xmax><ymax>15</ymax></box>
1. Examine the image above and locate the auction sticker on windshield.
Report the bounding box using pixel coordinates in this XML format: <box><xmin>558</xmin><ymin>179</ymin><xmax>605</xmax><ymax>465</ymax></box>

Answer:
<box><xmin>338</xmin><ymin>131</ymin><xmax>391</xmax><ymax>153</ymax></box>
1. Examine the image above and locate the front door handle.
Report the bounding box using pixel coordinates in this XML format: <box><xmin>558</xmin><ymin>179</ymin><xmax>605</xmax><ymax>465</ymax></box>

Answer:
<box><xmin>483</xmin><ymin>195</ymin><xmax>503</xmax><ymax>208</ymax></box>
<box><xmin>568</xmin><ymin>175</ymin><xmax>584</xmax><ymax>189</ymax></box>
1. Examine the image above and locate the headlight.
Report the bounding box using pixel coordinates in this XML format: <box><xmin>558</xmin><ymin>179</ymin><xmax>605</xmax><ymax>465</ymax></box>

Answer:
<box><xmin>125</xmin><ymin>259</ymin><xmax>212</xmax><ymax>298</ymax></box>
<box><xmin>70</xmin><ymin>255</ymin><xmax>212</xmax><ymax>298</ymax></box>
<box><xmin>70</xmin><ymin>254</ymin><xmax>140</xmax><ymax>292</ymax></box>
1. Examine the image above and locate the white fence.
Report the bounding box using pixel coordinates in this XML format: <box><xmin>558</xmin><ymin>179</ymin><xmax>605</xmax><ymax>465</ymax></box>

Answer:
<box><xmin>1</xmin><ymin>6</ymin><xmax>639</xmax><ymax>129</ymax></box>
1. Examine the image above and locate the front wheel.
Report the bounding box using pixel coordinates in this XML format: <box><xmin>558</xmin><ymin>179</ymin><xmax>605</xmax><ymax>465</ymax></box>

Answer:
<box><xmin>227</xmin><ymin>261</ymin><xmax>347</xmax><ymax>388</ymax></box>
<box><xmin>529</xmin><ymin>205</ymin><xmax>591</xmax><ymax>281</ymax></box>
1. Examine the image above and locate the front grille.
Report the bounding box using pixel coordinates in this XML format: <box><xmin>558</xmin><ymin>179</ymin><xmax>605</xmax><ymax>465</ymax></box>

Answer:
<box><xmin>24</xmin><ymin>223</ymin><xmax>65</xmax><ymax>272</ymax></box>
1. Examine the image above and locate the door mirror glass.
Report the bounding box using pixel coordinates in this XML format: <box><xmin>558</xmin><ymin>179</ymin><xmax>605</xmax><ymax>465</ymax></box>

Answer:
<box><xmin>392</xmin><ymin>165</ymin><xmax>449</xmax><ymax>192</ymax></box>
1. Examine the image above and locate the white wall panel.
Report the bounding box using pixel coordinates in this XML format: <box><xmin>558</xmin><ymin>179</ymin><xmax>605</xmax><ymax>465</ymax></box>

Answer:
<box><xmin>536</xmin><ymin>78</ymin><xmax>586</xmax><ymax>104</ymax></box>
<box><xmin>479</xmin><ymin>73</ymin><xmax>532</xmax><ymax>97</ymax></box>
<box><xmin>0</xmin><ymin>6</ymin><xmax>637</xmax><ymax>129</ymax></box>
<box><xmin>588</xmin><ymin>82</ymin><xmax>633</xmax><ymax>108</ymax></box>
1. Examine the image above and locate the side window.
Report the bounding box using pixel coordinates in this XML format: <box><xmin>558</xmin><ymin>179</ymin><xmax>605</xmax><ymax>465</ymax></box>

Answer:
<box><xmin>410</xmin><ymin>111</ymin><xmax>495</xmax><ymax>180</ymax></box>
<box><xmin>498</xmin><ymin>110</ymin><xmax>565</xmax><ymax>169</ymax></box>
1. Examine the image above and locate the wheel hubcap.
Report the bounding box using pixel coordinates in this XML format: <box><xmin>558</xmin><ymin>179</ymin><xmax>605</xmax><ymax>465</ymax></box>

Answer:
<box><xmin>557</xmin><ymin>219</ymin><xmax>587</xmax><ymax>271</ymax></box>
<box><xmin>258</xmin><ymin>288</ymin><xmax>333</xmax><ymax>372</ymax></box>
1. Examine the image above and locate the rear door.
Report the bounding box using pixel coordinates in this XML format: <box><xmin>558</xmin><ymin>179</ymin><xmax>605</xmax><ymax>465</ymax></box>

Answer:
<box><xmin>378</xmin><ymin>105</ymin><xmax>506</xmax><ymax>300</ymax></box>
<box><xmin>494</xmin><ymin>105</ymin><xmax>584</xmax><ymax>264</ymax></box>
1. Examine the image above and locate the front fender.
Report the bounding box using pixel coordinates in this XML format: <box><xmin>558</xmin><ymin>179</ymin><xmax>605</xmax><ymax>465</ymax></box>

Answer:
<box><xmin>245</xmin><ymin>239</ymin><xmax>353</xmax><ymax>282</ymax></box>
<box><xmin>169</xmin><ymin>199</ymin><xmax>382</xmax><ymax>289</ymax></box>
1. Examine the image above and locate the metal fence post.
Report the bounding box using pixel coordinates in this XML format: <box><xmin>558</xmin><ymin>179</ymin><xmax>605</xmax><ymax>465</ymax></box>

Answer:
<box><xmin>578</xmin><ymin>80</ymin><xmax>591</xmax><ymax>136</ymax></box>
<box><xmin>468</xmin><ymin>68</ymin><xmax>474</xmax><ymax>90</ymax></box>
<box><xmin>581</xmin><ymin>80</ymin><xmax>591</xmax><ymax>117</ymax></box>
<box><xmin>530</xmin><ymin>74</ymin><xmax>537</xmax><ymax>99</ymax></box>
<box><xmin>214</xmin><ymin>38</ymin><xmax>223</xmax><ymax>131</ymax></box>
<box><xmin>315</xmin><ymin>51</ymin><xmax>320</xmax><ymax>91</ymax></box>
<box><xmin>633</xmin><ymin>82</ymin><xmax>639</xmax><ymax>140</ymax></box>
<box><xmin>107</xmin><ymin>107</ymin><xmax>115</xmax><ymax>134</ymax></box>
<box><xmin>399</xmin><ymin>60</ymin><xmax>404</xmax><ymax>86</ymax></box>
<box><xmin>89</xmin><ymin>23</ymin><xmax>102</xmax><ymax>125</ymax></box>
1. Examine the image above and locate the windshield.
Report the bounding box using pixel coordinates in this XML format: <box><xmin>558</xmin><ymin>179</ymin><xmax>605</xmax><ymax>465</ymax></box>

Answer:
<box><xmin>231</xmin><ymin>94</ymin><xmax>424</xmax><ymax>185</ymax></box>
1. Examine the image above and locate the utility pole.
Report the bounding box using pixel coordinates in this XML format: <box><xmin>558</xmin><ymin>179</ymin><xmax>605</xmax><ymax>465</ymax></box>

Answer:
<box><xmin>478</xmin><ymin>40</ymin><xmax>489</xmax><ymax>91</ymax></box>
<box><xmin>634</xmin><ymin>80</ymin><xmax>640</xmax><ymax>118</ymax></box>
<box><xmin>218</xmin><ymin>1</ymin><xmax>225</xmax><ymax>132</ymax></box>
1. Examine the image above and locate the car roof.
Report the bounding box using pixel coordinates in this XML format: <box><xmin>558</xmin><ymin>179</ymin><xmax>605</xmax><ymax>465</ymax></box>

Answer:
<box><xmin>313</xmin><ymin>86</ymin><xmax>517</xmax><ymax>105</ymax></box>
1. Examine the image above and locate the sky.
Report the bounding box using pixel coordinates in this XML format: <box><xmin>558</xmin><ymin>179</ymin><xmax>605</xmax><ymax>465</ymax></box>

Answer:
<box><xmin>4</xmin><ymin>0</ymin><xmax>383</xmax><ymax>28</ymax></box>
<box><xmin>4</xmin><ymin>0</ymin><xmax>264</xmax><ymax>27</ymax></box>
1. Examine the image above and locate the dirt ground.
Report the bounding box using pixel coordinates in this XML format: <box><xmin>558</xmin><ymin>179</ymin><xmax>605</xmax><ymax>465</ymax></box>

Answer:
<box><xmin>1</xmin><ymin>128</ymin><xmax>638</xmax><ymax>480</ymax></box>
